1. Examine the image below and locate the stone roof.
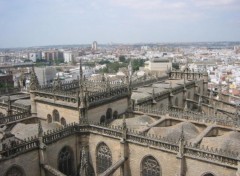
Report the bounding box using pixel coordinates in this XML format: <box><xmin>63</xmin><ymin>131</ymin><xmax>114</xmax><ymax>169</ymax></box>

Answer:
<box><xmin>147</xmin><ymin>121</ymin><xmax>200</xmax><ymax>141</ymax></box>
<box><xmin>14</xmin><ymin>99</ymin><xmax>31</xmax><ymax>106</ymax></box>
<box><xmin>201</xmin><ymin>131</ymin><xmax>240</xmax><ymax>153</ymax></box>
<box><xmin>11</xmin><ymin>122</ymin><xmax>62</xmax><ymax>140</ymax></box>
<box><xmin>110</xmin><ymin>115</ymin><xmax>156</xmax><ymax>130</ymax></box>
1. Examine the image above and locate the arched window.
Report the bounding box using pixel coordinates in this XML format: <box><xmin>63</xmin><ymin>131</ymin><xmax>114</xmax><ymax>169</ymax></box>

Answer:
<box><xmin>187</xmin><ymin>92</ymin><xmax>191</xmax><ymax>99</ymax></box>
<box><xmin>53</xmin><ymin>109</ymin><xmax>60</xmax><ymax>122</ymax></box>
<box><xmin>58</xmin><ymin>146</ymin><xmax>74</xmax><ymax>176</ymax></box>
<box><xmin>61</xmin><ymin>117</ymin><xmax>66</xmax><ymax>126</ymax></box>
<box><xmin>141</xmin><ymin>156</ymin><xmax>161</xmax><ymax>176</ymax></box>
<box><xmin>202</xmin><ymin>173</ymin><xmax>215</xmax><ymax>176</ymax></box>
<box><xmin>96</xmin><ymin>143</ymin><xmax>112</xmax><ymax>174</ymax></box>
<box><xmin>113</xmin><ymin>111</ymin><xmax>118</xmax><ymax>119</ymax></box>
<box><xmin>100</xmin><ymin>115</ymin><xmax>105</xmax><ymax>124</ymax></box>
<box><xmin>175</xmin><ymin>97</ymin><xmax>179</xmax><ymax>107</ymax></box>
<box><xmin>106</xmin><ymin>108</ymin><xmax>112</xmax><ymax>120</ymax></box>
<box><xmin>5</xmin><ymin>165</ymin><xmax>25</xmax><ymax>176</ymax></box>
<box><xmin>47</xmin><ymin>114</ymin><xmax>52</xmax><ymax>123</ymax></box>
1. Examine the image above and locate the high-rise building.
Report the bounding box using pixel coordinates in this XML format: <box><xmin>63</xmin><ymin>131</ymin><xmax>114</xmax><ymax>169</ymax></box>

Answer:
<box><xmin>92</xmin><ymin>41</ymin><xmax>98</xmax><ymax>51</ymax></box>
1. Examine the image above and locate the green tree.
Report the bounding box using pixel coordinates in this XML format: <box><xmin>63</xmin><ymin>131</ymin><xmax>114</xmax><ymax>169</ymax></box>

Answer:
<box><xmin>119</xmin><ymin>55</ymin><xmax>126</xmax><ymax>63</ymax></box>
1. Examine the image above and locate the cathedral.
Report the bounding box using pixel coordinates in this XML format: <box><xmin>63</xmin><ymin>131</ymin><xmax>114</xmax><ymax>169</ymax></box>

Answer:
<box><xmin>0</xmin><ymin>62</ymin><xmax>240</xmax><ymax>176</ymax></box>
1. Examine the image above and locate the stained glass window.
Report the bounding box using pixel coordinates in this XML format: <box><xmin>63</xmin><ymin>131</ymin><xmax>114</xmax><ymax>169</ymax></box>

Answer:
<box><xmin>141</xmin><ymin>156</ymin><xmax>161</xmax><ymax>176</ymax></box>
<box><xmin>58</xmin><ymin>146</ymin><xmax>74</xmax><ymax>176</ymax></box>
<box><xmin>96</xmin><ymin>143</ymin><xmax>112</xmax><ymax>174</ymax></box>
<box><xmin>5</xmin><ymin>166</ymin><xmax>24</xmax><ymax>176</ymax></box>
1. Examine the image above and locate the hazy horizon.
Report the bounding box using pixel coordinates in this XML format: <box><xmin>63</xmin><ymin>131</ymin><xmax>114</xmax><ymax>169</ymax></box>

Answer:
<box><xmin>0</xmin><ymin>0</ymin><xmax>240</xmax><ymax>48</ymax></box>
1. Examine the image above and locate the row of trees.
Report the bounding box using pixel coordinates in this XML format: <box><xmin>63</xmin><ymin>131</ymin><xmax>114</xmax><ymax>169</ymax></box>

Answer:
<box><xmin>98</xmin><ymin>56</ymin><xmax>145</xmax><ymax>73</ymax></box>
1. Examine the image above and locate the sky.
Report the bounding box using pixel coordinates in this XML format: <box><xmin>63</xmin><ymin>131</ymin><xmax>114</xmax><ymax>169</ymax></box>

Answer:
<box><xmin>0</xmin><ymin>0</ymin><xmax>240</xmax><ymax>48</ymax></box>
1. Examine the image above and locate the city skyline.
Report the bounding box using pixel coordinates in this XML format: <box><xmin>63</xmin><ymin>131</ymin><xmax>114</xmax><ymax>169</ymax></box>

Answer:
<box><xmin>0</xmin><ymin>0</ymin><xmax>240</xmax><ymax>48</ymax></box>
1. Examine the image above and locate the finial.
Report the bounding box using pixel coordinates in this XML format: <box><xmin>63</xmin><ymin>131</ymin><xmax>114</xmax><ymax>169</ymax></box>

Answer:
<box><xmin>29</xmin><ymin>67</ymin><xmax>39</xmax><ymax>90</ymax></box>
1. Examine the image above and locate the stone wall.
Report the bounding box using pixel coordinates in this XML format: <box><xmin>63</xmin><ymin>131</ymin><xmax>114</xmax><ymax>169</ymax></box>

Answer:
<box><xmin>88</xmin><ymin>98</ymin><xmax>128</xmax><ymax>123</ymax></box>
<box><xmin>0</xmin><ymin>150</ymin><xmax>40</xmax><ymax>176</ymax></box>
<box><xmin>36</xmin><ymin>102</ymin><xmax>79</xmax><ymax>123</ymax></box>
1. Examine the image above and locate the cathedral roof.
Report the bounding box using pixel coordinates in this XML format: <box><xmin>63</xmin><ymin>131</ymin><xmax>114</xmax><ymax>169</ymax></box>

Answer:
<box><xmin>110</xmin><ymin>115</ymin><xmax>156</xmax><ymax>130</ymax></box>
<box><xmin>147</xmin><ymin>121</ymin><xmax>200</xmax><ymax>141</ymax></box>
<box><xmin>11</xmin><ymin>122</ymin><xmax>61</xmax><ymax>140</ymax></box>
<box><xmin>200</xmin><ymin>131</ymin><xmax>240</xmax><ymax>153</ymax></box>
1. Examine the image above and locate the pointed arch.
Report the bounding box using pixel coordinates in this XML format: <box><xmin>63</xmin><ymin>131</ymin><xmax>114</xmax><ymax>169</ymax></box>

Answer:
<box><xmin>47</xmin><ymin>114</ymin><xmax>52</xmax><ymax>123</ymax></box>
<box><xmin>61</xmin><ymin>117</ymin><xmax>66</xmax><ymax>126</ymax></box>
<box><xmin>141</xmin><ymin>155</ymin><xmax>161</xmax><ymax>176</ymax></box>
<box><xmin>106</xmin><ymin>108</ymin><xmax>112</xmax><ymax>120</ymax></box>
<box><xmin>53</xmin><ymin>109</ymin><xmax>60</xmax><ymax>122</ymax></box>
<box><xmin>58</xmin><ymin>146</ymin><xmax>74</xmax><ymax>176</ymax></box>
<box><xmin>96</xmin><ymin>142</ymin><xmax>112</xmax><ymax>174</ymax></box>
<box><xmin>4</xmin><ymin>165</ymin><xmax>25</xmax><ymax>176</ymax></box>
<box><xmin>100</xmin><ymin>115</ymin><xmax>105</xmax><ymax>123</ymax></box>
<box><xmin>113</xmin><ymin>111</ymin><xmax>118</xmax><ymax>119</ymax></box>
<box><xmin>202</xmin><ymin>173</ymin><xmax>215</xmax><ymax>176</ymax></box>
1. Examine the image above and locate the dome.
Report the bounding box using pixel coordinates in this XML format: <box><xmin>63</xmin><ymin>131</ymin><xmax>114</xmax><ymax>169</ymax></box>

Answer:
<box><xmin>201</xmin><ymin>131</ymin><xmax>240</xmax><ymax>153</ymax></box>
<box><xmin>148</xmin><ymin>121</ymin><xmax>199</xmax><ymax>141</ymax></box>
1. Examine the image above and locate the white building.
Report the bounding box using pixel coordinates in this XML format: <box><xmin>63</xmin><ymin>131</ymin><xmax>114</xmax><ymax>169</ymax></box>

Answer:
<box><xmin>63</xmin><ymin>51</ymin><xmax>72</xmax><ymax>63</ymax></box>
<box><xmin>145</xmin><ymin>57</ymin><xmax>172</xmax><ymax>72</ymax></box>
<box><xmin>28</xmin><ymin>52</ymin><xmax>42</xmax><ymax>62</ymax></box>
<box><xmin>92</xmin><ymin>41</ymin><xmax>98</xmax><ymax>51</ymax></box>
<box><xmin>35</xmin><ymin>66</ymin><xmax>57</xmax><ymax>85</ymax></box>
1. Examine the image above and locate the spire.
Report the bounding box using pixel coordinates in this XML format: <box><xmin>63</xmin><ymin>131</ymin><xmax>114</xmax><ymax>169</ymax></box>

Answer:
<box><xmin>121</xmin><ymin>114</ymin><xmax>127</xmax><ymax>141</ymax></box>
<box><xmin>7</xmin><ymin>96</ymin><xmax>12</xmax><ymax>116</ymax></box>
<box><xmin>79</xmin><ymin>146</ymin><xmax>88</xmax><ymax>176</ymax></box>
<box><xmin>177</xmin><ymin>126</ymin><xmax>185</xmax><ymax>158</ymax></box>
<box><xmin>38</xmin><ymin>120</ymin><xmax>43</xmax><ymax>138</ymax></box>
<box><xmin>29</xmin><ymin>66</ymin><xmax>39</xmax><ymax>91</ymax></box>
<box><xmin>79</xmin><ymin>59</ymin><xmax>83</xmax><ymax>85</ymax></box>
<box><xmin>128</xmin><ymin>60</ymin><xmax>133</xmax><ymax>78</ymax></box>
<box><xmin>53</xmin><ymin>74</ymin><xmax>62</xmax><ymax>91</ymax></box>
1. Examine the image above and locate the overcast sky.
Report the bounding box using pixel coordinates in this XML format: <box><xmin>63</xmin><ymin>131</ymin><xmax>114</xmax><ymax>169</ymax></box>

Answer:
<box><xmin>0</xmin><ymin>0</ymin><xmax>240</xmax><ymax>48</ymax></box>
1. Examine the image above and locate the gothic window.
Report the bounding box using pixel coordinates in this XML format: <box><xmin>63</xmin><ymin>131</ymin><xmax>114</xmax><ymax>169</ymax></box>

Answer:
<box><xmin>5</xmin><ymin>165</ymin><xmax>25</xmax><ymax>176</ymax></box>
<box><xmin>58</xmin><ymin>146</ymin><xmax>74</xmax><ymax>176</ymax></box>
<box><xmin>141</xmin><ymin>156</ymin><xmax>161</xmax><ymax>176</ymax></box>
<box><xmin>47</xmin><ymin>114</ymin><xmax>52</xmax><ymax>123</ymax></box>
<box><xmin>61</xmin><ymin>117</ymin><xmax>66</xmax><ymax>126</ymax></box>
<box><xmin>106</xmin><ymin>108</ymin><xmax>112</xmax><ymax>120</ymax></box>
<box><xmin>175</xmin><ymin>97</ymin><xmax>179</xmax><ymax>107</ymax></box>
<box><xmin>96</xmin><ymin>143</ymin><xmax>112</xmax><ymax>174</ymax></box>
<box><xmin>113</xmin><ymin>111</ymin><xmax>118</xmax><ymax>119</ymax></box>
<box><xmin>53</xmin><ymin>109</ymin><xmax>60</xmax><ymax>122</ymax></box>
<box><xmin>187</xmin><ymin>92</ymin><xmax>191</xmax><ymax>99</ymax></box>
<box><xmin>100</xmin><ymin>115</ymin><xmax>105</xmax><ymax>123</ymax></box>
<box><xmin>202</xmin><ymin>173</ymin><xmax>215</xmax><ymax>176</ymax></box>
